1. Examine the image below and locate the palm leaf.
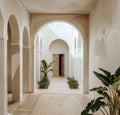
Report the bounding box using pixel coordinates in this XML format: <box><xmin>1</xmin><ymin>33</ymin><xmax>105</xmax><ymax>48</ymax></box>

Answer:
<box><xmin>99</xmin><ymin>68</ymin><xmax>112</xmax><ymax>78</ymax></box>
<box><xmin>41</xmin><ymin>60</ymin><xmax>48</xmax><ymax>70</ymax></box>
<box><xmin>81</xmin><ymin>97</ymin><xmax>107</xmax><ymax>115</ymax></box>
<box><xmin>90</xmin><ymin>86</ymin><xmax>107</xmax><ymax>92</ymax></box>
<box><xmin>90</xmin><ymin>87</ymin><xmax>110</xmax><ymax>101</ymax></box>
<box><xmin>81</xmin><ymin>100</ymin><xmax>94</xmax><ymax>115</ymax></box>
<box><xmin>115</xmin><ymin>67</ymin><xmax>120</xmax><ymax>78</ymax></box>
<box><xmin>93</xmin><ymin>71</ymin><xmax>111</xmax><ymax>86</ymax></box>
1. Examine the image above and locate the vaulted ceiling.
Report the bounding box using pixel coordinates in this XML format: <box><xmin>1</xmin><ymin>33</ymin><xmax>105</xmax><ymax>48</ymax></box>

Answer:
<box><xmin>20</xmin><ymin>0</ymin><xmax>96</xmax><ymax>14</ymax></box>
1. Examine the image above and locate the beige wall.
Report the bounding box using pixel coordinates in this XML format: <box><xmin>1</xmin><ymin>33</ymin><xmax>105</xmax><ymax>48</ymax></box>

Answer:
<box><xmin>89</xmin><ymin>0</ymin><xmax>120</xmax><ymax>92</ymax></box>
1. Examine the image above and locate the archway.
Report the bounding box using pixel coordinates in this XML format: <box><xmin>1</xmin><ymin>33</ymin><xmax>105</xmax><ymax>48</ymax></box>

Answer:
<box><xmin>23</xmin><ymin>27</ymin><xmax>30</xmax><ymax>93</ymax></box>
<box><xmin>7</xmin><ymin>15</ymin><xmax>21</xmax><ymax>103</ymax></box>
<box><xmin>34</xmin><ymin>21</ymin><xmax>84</xmax><ymax>92</ymax></box>
<box><xmin>30</xmin><ymin>15</ymin><xmax>89</xmax><ymax>93</ymax></box>
<box><xmin>49</xmin><ymin>39</ymin><xmax>69</xmax><ymax>77</ymax></box>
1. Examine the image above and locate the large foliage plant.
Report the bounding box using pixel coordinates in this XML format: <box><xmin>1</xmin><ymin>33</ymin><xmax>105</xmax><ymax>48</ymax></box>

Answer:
<box><xmin>81</xmin><ymin>67</ymin><xmax>120</xmax><ymax>115</ymax></box>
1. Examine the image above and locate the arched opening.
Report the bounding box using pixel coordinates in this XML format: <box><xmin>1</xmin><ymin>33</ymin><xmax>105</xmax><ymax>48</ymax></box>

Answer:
<box><xmin>23</xmin><ymin>27</ymin><xmax>30</xmax><ymax>94</ymax></box>
<box><xmin>7</xmin><ymin>15</ymin><xmax>21</xmax><ymax>103</ymax></box>
<box><xmin>49</xmin><ymin>39</ymin><xmax>69</xmax><ymax>77</ymax></box>
<box><xmin>34</xmin><ymin>21</ymin><xmax>84</xmax><ymax>92</ymax></box>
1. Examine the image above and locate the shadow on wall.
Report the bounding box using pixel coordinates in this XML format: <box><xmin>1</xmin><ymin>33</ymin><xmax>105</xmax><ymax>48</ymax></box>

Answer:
<box><xmin>106</xmin><ymin>27</ymin><xmax>120</xmax><ymax>59</ymax></box>
<box><xmin>95</xmin><ymin>38</ymin><xmax>107</xmax><ymax>57</ymax></box>
<box><xmin>94</xmin><ymin>27</ymin><xmax>120</xmax><ymax>70</ymax></box>
<box><xmin>12</xmin><ymin>66</ymin><xmax>20</xmax><ymax>102</ymax></box>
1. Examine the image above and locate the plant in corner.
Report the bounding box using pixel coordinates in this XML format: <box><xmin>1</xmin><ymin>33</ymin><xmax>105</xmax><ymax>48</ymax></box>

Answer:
<box><xmin>37</xmin><ymin>59</ymin><xmax>54</xmax><ymax>89</ymax></box>
<box><xmin>81</xmin><ymin>67</ymin><xmax>120</xmax><ymax>115</ymax></box>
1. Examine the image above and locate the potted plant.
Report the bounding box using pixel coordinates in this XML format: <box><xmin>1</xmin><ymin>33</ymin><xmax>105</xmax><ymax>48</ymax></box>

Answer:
<box><xmin>37</xmin><ymin>59</ymin><xmax>54</xmax><ymax>89</ymax></box>
<box><xmin>81</xmin><ymin>67</ymin><xmax>120</xmax><ymax>115</ymax></box>
<box><xmin>67</xmin><ymin>77</ymin><xmax>79</xmax><ymax>89</ymax></box>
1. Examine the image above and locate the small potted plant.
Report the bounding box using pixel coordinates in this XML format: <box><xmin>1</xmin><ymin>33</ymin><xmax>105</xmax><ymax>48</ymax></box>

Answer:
<box><xmin>67</xmin><ymin>77</ymin><xmax>79</xmax><ymax>89</ymax></box>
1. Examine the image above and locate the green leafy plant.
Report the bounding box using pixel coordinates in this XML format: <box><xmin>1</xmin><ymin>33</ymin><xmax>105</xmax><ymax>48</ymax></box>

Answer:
<box><xmin>81</xmin><ymin>67</ymin><xmax>120</xmax><ymax>115</ymax></box>
<box><xmin>67</xmin><ymin>77</ymin><xmax>79</xmax><ymax>89</ymax></box>
<box><xmin>40</xmin><ymin>59</ymin><xmax>54</xmax><ymax>78</ymax></box>
<box><xmin>37</xmin><ymin>77</ymin><xmax>50</xmax><ymax>89</ymax></box>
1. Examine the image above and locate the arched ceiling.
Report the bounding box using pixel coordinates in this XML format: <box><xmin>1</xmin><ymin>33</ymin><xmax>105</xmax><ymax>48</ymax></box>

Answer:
<box><xmin>19</xmin><ymin>0</ymin><xmax>96</xmax><ymax>14</ymax></box>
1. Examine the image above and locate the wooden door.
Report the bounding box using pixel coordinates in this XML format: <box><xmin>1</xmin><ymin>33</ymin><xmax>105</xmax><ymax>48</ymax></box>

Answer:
<box><xmin>52</xmin><ymin>54</ymin><xmax>59</xmax><ymax>77</ymax></box>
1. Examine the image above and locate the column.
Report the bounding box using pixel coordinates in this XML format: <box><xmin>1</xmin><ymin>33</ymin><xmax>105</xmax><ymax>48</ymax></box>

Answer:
<box><xmin>23</xmin><ymin>47</ymin><xmax>30</xmax><ymax>92</ymax></box>
<box><xmin>11</xmin><ymin>45</ymin><xmax>21</xmax><ymax>102</ymax></box>
<box><xmin>0</xmin><ymin>38</ymin><xmax>7</xmax><ymax>115</ymax></box>
<box><xmin>83</xmin><ymin>39</ymin><xmax>89</xmax><ymax>93</ymax></box>
<box><xmin>29</xmin><ymin>47</ymin><xmax>34</xmax><ymax>92</ymax></box>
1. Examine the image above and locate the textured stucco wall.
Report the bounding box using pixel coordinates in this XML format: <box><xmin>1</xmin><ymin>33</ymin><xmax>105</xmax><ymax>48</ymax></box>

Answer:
<box><xmin>89</xmin><ymin>0</ymin><xmax>120</xmax><ymax>95</ymax></box>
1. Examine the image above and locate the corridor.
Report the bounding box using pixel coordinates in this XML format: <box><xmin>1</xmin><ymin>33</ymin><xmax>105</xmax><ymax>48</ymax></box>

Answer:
<box><xmin>10</xmin><ymin>78</ymin><xmax>101</xmax><ymax>115</ymax></box>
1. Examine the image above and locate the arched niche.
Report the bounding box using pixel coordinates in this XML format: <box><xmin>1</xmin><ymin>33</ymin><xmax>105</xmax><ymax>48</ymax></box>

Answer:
<box><xmin>49</xmin><ymin>39</ymin><xmax>69</xmax><ymax>77</ymax></box>
<box><xmin>23</xmin><ymin>27</ymin><xmax>30</xmax><ymax>93</ymax></box>
<box><xmin>7</xmin><ymin>15</ymin><xmax>21</xmax><ymax>102</ymax></box>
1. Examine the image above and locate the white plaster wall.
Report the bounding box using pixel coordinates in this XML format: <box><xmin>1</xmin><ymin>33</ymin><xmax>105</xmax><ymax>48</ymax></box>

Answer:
<box><xmin>89</xmin><ymin>0</ymin><xmax>120</xmax><ymax>93</ymax></box>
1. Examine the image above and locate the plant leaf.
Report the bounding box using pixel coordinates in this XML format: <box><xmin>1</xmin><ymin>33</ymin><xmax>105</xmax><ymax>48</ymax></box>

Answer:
<box><xmin>93</xmin><ymin>71</ymin><xmax>111</xmax><ymax>86</ymax></box>
<box><xmin>99</xmin><ymin>68</ymin><xmax>112</xmax><ymax>78</ymax></box>
<box><xmin>115</xmin><ymin>67</ymin><xmax>120</xmax><ymax>78</ymax></box>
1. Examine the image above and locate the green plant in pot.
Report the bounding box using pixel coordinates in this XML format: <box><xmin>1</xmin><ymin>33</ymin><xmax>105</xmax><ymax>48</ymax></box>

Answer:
<box><xmin>67</xmin><ymin>77</ymin><xmax>79</xmax><ymax>89</ymax></box>
<box><xmin>81</xmin><ymin>67</ymin><xmax>120</xmax><ymax>115</ymax></box>
<box><xmin>38</xmin><ymin>59</ymin><xmax>54</xmax><ymax>89</ymax></box>
<box><xmin>37</xmin><ymin>77</ymin><xmax>50</xmax><ymax>89</ymax></box>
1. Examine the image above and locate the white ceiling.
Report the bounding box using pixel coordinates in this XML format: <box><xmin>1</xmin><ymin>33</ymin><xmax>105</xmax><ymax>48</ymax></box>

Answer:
<box><xmin>20</xmin><ymin>0</ymin><xmax>96</xmax><ymax>14</ymax></box>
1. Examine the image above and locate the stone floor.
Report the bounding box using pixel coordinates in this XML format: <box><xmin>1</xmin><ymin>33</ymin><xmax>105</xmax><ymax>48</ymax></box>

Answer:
<box><xmin>8</xmin><ymin>77</ymin><xmax>101</xmax><ymax>115</ymax></box>
<box><xmin>37</xmin><ymin>77</ymin><xmax>81</xmax><ymax>93</ymax></box>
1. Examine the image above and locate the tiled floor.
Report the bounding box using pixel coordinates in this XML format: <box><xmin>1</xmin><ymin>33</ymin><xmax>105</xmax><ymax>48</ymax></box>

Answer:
<box><xmin>8</xmin><ymin>77</ymin><xmax>101</xmax><ymax>115</ymax></box>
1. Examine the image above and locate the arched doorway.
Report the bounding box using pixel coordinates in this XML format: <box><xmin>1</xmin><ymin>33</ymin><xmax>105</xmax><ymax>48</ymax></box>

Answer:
<box><xmin>49</xmin><ymin>39</ymin><xmax>69</xmax><ymax>77</ymax></box>
<box><xmin>7</xmin><ymin>15</ymin><xmax>21</xmax><ymax>103</ymax></box>
<box><xmin>34</xmin><ymin>21</ymin><xmax>84</xmax><ymax>92</ymax></box>
<box><xmin>23</xmin><ymin>27</ymin><xmax>30</xmax><ymax>93</ymax></box>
